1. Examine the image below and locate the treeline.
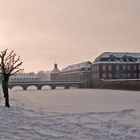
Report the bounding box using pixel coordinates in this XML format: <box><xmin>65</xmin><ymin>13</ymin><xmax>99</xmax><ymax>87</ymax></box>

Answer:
<box><xmin>27</xmin><ymin>70</ymin><xmax>50</xmax><ymax>81</ymax></box>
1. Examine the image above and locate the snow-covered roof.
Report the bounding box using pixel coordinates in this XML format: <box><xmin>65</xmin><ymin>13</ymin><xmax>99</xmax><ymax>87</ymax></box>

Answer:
<box><xmin>61</xmin><ymin>61</ymin><xmax>92</xmax><ymax>72</ymax></box>
<box><xmin>9</xmin><ymin>74</ymin><xmax>40</xmax><ymax>80</ymax></box>
<box><xmin>94</xmin><ymin>52</ymin><xmax>140</xmax><ymax>63</ymax></box>
<box><xmin>97</xmin><ymin>52</ymin><xmax>140</xmax><ymax>58</ymax></box>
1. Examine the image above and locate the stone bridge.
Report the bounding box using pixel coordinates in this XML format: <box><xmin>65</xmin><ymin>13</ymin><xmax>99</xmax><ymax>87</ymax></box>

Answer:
<box><xmin>8</xmin><ymin>80</ymin><xmax>85</xmax><ymax>90</ymax></box>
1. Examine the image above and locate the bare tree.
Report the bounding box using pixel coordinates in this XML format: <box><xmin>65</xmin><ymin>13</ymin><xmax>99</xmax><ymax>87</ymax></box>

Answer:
<box><xmin>0</xmin><ymin>49</ymin><xmax>23</xmax><ymax>107</ymax></box>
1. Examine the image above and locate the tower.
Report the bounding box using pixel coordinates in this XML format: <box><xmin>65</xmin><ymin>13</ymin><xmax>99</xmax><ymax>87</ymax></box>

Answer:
<box><xmin>50</xmin><ymin>64</ymin><xmax>60</xmax><ymax>81</ymax></box>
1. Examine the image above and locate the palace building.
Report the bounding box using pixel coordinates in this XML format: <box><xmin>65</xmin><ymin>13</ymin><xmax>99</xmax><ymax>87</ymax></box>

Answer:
<box><xmin>50</xmin><ymin>61</ymin><xmax>92</xmax><ymax>87</ymax></box>
<box><xmin>50</xmin><ymin>52</ymin><xmax>140</xmax><ymax>89</ymax></box>
<box><xmin>92</xmin><ymin>52</ymin><xmax>140</xmax><ymax>80</ymax></box>
<box><xmin>91</xmin><ymin>52</ymin><xmax>140</xmax><ymax>90</ymax></box>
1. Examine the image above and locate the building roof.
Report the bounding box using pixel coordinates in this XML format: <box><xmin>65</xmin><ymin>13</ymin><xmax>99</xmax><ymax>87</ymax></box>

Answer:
<box><xmin>94</xmin><ymin>52</ymin><xmax>140</xmax><ymax>63</ymax></box>
<box><xmin>10</xmin><ymin>74</ymin><xmax>40</xmax><ymax>79</ymax></box>
<box><xmin>9</xmin><ymin>74</ymin><xmax>41</xmax><ymax>82</ymax></box>
<box><xmin>61</xmin><ymin>61</ymin><xmax>92</xmax><ymax>72</ymax></box>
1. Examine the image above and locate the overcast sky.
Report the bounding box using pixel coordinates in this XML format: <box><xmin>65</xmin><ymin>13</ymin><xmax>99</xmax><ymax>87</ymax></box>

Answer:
<box><xmin>0</xmin><ymin>0</ymin><xmax>140</xmax><ymax>72</ymax></box>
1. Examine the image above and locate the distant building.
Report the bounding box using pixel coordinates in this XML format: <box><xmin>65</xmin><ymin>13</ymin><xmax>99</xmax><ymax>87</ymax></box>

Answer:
<box><xmin>50</xmin><ymin>64</ymin><xmax>60</xmax><ymax>81</ymax></box>
<box><xmin>58</xmin><ymin>61</ymin><xmax>92</xmax><ymax>82</ymax></box>
<box><xmin>50</xmin><ymin>61</ymin><xmax>92</xmax><ymax>87</ymax></box>
<box><xmin>9</xmin><ymin>73</ymin><xmax>41</xmax><ymax>82</ymax></box>
<box><xmin>50</xmin><ymin>52</ymin><xmax>140</xmax><ymax>90</ymax></box>
<box><xmin>92</xmin><ymin>52</ymin><xmax>140</xmax><ymax>80</ymax></box>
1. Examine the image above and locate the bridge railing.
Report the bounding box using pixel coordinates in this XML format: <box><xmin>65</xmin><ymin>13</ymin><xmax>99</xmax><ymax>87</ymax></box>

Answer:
<box><xmin>9</xmin><ymin>80</ymin><xmax>84</xmax><ymax>84</ymax></box>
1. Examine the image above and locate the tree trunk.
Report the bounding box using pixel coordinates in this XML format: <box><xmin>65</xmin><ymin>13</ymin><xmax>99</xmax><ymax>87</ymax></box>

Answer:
<box><xmin>2</xmin><ymin>76</ymin><xmax>10</xmax><ymax>107</ymax></box>
<box><xmin>5</xmin><ymin>93</ymin><xmax>10</xmax><ymax>107</ymax></box>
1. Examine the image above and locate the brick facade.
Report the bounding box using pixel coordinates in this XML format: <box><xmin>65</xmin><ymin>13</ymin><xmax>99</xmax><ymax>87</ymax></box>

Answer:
<box><xmin>92</xmin><ymin>63</ymin><xmax>140</xmax><ymax>80</ymax></box>
<box><xmin>50</xmin><ymin>61</ymin><xmax>92</xmax><ymax>87</ymax></box>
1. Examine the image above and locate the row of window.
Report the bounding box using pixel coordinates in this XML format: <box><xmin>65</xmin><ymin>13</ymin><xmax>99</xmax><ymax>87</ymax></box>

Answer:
<box><xmin>93</xmin><ymin>64</ymin><xmax>140</xmax><ymax>71</ymax></box>
<box><xmin>93</xmin><ymin>73</ymin><xmax>139</xmax><ymax>79</ymax></box>
<box><xmin>93</xmin><ymin>73</ymin><xmax>112</xmax><ymax>79</ymax></box>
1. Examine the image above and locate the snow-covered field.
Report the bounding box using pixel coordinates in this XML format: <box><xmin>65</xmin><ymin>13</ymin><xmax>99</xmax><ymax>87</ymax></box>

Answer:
<box><xmin>0</xmin><ymin>88</ymin><xmax>140</xmax><ymax>140</ymax></box>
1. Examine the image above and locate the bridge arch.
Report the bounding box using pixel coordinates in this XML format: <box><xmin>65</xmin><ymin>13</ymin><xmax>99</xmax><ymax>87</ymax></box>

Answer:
<box><xmin>27</xmin><ymin>85</ymin><xmax>38</xmax><ymax>90</ymax></box>
<box><xmin>41</xmin><ymin>85</ymin><xmax>51</xmax><ymax>90</ymax></box>
<box><xmin>10</xmin><ymin>86</ymin><xmax>23</xmax><ymax>91</ymax></box>
<box><xmin>8</xmin><ymin>85</ymin><xmax>28</xmax><ymax>90</ymax></box>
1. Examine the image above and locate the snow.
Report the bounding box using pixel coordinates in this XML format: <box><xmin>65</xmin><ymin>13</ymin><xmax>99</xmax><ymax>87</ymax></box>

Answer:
<box><xmin>0</xmin><ymin>88</ymin><xmax>140</xmax><ymax>140</ymax></box>
<box><xmin>98</xmin><ymin>52</ymin><xmax>140</xmax><ymax>58</ymax></box>
<box><xmin>94</xmin><ymin>52</ymin><xmax>140</xmax><ymax>63</ymax></box>
<box><xmin>61</xmin><ymin>61</ymin><xmax>92</xmax><ymax>72</ymax></box>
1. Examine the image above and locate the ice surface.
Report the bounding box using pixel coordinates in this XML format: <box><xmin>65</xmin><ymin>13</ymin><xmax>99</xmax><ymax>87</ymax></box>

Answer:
<box><xmin>0</xmin><ymin>88</ymin><xmax>140</xmax><ymax>140</ymax></box>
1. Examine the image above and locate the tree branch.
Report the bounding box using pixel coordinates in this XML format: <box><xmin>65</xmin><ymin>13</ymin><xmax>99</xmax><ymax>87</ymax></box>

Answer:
<box><xmin>0</xmin><ymin>49</ymin><xmax>23</xmax><ymax>76</ymax></box>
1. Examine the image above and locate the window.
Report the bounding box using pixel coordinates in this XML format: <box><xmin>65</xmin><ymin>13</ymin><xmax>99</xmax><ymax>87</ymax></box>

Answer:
<box><xmin>134</xmin><ymin>73</ymin><xmax>137</xmax><ymax>78</ymax></box>
<box><xmin>123</xmin><ymin>65</ymin><xmax>126</xmax><ymax>70</ymax></box>
<box><xmin>127</xmin><ymin>65</ymin><xmax>130</xmax><ymax>70</ymax></box>
<box><xmin>108</xmin><ymin>73</ymin><xmax>112</xmax><ymax>79</ymax></box>
<box><xmin>88</xmin><ymin>68</ymin><xmax>91</xmax><ymax>71</ymax></box>
<box><xmin>94</xmin><ymin>74</ymin><xmax>96</xmax><ymax>79</ymax></box>
<box><xmin>127</xmin><ymin>73</ymin><xmax>131</xmax><ymax>78</ymax></box>
<box><xmin>116</xmin><ymin>65</ymin><xmax>119</xmax><ymax>70</ymax></box>
<box><xmin>102</xmin><ymin>65</ymin><xmax>106</xmax><ymax>71</ymax></box>
<box><xmin>134</xmin><ymin>65</ymin><xmax>137</xmax><ymax>70</ymax></box>
<box><xmin>102</xmin><ymin>73</ymin><xmax>106</xmax><ymax>79</ymax></box>
<box><xmin>96</xmin><ymin>74</ymin><xmax>99</xmax><ymax>79</ymax></box>
<box><xmin>123</xmin><ymin>73</ymin><xmax>126</xmax><ymax>78</ymax></box>
<box><xmin>108</xmin><ymin>65</ymin><xmax>112</xmax><ymax>71</ymax></box>
<box><xmin>96</xmin><ymin>66</ymin><xmax>99</xmax><ymax>71</ymax></box>
<box><xmin>93</xmin><ymin>66</ymin><xmax>96</xmax><ymax>71</ymax></box>
<box><xmin>94</xmin><ymin>66</ymin><xmax>96</xmax><ymax>71</ymax></box>
<box><xmin>138</xmin><ymin>65</ymin><xmax>140</xmax><ymax>70</ymax></box>
<box><xmin>93</xmin><ymin>74</ymin><xmax>95</xmax><ymax>79</ymax></box>
<box><xmin>93</xmin><ymin>74</ymin><xmax>97</xmax><ymax>79</ymax></box>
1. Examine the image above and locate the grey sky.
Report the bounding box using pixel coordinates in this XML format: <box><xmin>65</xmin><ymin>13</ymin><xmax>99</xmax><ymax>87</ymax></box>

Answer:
<box><xmin>0</xmin><ymin>0</ymin><xmax>140</xmax><ymax>72</ymax></box>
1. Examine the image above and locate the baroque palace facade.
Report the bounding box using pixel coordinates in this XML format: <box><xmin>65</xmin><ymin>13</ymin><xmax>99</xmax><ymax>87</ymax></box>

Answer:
<box><xmin>50</xmin><ymin>52</ymin><xmax>140</xmax><ymax>89</ymax></box>
<box><xmin>92</xmin><ymin>52</ymin><xmax>140</xmax><ymax>80</ymax></box>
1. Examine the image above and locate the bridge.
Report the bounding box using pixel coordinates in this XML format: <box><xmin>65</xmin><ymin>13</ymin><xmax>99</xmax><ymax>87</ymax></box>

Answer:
<box><xmin>8</xmin><ymin>80</ymin><xmax>86</xmax><ymax>90</ymax></box>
